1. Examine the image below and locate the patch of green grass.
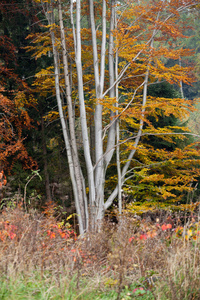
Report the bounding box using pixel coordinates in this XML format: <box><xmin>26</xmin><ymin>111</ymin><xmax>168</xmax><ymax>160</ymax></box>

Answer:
<box><xmin>0</xmin><ymin>275</ymin><xmax>55</xmax><ymax>300</ymax></box>
<box><xmin>0</xmin><ymin>273</ymin><xmax>156</xmax><ymax>300</ymax></box>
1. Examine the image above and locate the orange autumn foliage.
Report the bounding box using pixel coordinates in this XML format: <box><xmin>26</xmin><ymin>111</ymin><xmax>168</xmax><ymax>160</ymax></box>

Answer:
<box><xmin>0</xmin><ymin>88</ymin><xmax>38</xmax><ymax>172</ymax></box>
<box><xmin>0</xmin><ymin>30</ymin><xmax>37</xmax><ymax>173</ymax></box>
<box><xmin>28</xmin><ymin>0</ymin><xmax>200</xmax><ymax>211</ymax></box>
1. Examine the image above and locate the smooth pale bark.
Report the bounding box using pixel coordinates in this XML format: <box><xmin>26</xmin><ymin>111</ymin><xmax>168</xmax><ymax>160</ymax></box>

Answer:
<box><xmin>99</xmin><ymin>0</ymin><xmax>107</xmax><ymax>91</ymax></box>
<box><xmin>104</xmin><ymin>0</ymin><xmax>116</xmax><ymax>169</ymax></box>
<box><xmin>88</xmin><ymin>0</ymin><xmax>107</xmax><ymax>223</ymax></box>
<box><xmin>115</xmin><ymin>34</ymin><xmax>122</xmax><ymax>213</ymax></box>
<box><xmin>58</xmin><ymin>0</ymin><xmax>88</xmax><ymax>231</ymax></box>
<box><xmin>89</xmin><ymin>0</ymin><xmax>103</xmax><ymax>176</ymax></box>
<box><xmin>86</xmin><ymin>0</ymin><xmax>95</xmax><ymax>165</ymax></box>
<box><xmin>73</xmin><ymin>0</ymin><xmax>96</xmax><ymax>228</ymax></box>
<box><xmin>45</xmin><ymin>2</ymin><xmax>84</xmax><ymax>233</ymax></box>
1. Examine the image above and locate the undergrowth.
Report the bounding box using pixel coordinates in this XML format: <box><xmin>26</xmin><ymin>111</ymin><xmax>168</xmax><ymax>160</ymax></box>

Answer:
<box><xmin>0</xmin><ymin>203</ymin><xmax>200</xmax><ymax>299</ymax></box>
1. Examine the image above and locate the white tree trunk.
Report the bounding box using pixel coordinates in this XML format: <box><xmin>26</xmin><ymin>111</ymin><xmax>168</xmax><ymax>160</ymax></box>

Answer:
<box><xmin>88</xmin><ymin>0</ymin><xmax>107</xmax><ymax>224</ymax></box>
<box><xmin>58</xmin><ymin>0</ymin><xmax>88</xmax><ymax>231</ymax></box>
<box><xmin>73</xmin><ymin>0</ymin><xmax>97</xmax><ymax>229</ymax></box>
<box><xmin>45</xmin><ymin>2</ymin><xmax>85</xmax><ymax>233</ymax></box>
<box><xmin>104</xmin><ymin>0</ymin><xmax>116</xmax><ymax>169</ymax></box>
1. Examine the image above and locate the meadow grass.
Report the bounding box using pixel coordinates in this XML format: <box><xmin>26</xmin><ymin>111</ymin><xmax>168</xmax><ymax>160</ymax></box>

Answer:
<box><xmin>0</xmin><ymin>205</ymin><xmax>200</xmax><ymax>299</ymax></box>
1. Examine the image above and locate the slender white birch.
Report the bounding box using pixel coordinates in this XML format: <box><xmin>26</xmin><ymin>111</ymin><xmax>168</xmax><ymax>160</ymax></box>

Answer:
<box><xmin>115</xmin><ymin>8</ymin><xmax>122</xmax><ymax>214</ymax></box>
<box><xmin>72</xmin><ymin>0</ymin><xmax>96</xmax><ymax>228</ymax></box>
<box><xmin>88</xmin><ymin>0</ymin><xmax>107</xmax><ymax>223</ymax></box>
<box><xmin>58</xmin><ymin>0</ymin><xmax>88</xmax><ymax>230</ymax></box>
<box><xmin>104</xmin><ymin>0</ymin><xmax>116</xmax><ymax>169</ymax></box>
<box><xmin>44</xmin><ymin>2</ymin><xmax>84</xmax><ymax>233</ymax></box>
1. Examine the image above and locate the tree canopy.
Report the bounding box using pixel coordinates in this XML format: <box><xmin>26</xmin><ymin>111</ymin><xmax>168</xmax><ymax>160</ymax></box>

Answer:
<box><xmin>0</xmin><ymin>0</ymin><xmax>200</xmax><ymax>233</ymax></box>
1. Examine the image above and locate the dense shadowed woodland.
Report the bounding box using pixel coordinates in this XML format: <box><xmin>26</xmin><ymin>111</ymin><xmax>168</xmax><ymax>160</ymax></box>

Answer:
<box><xmin>0</xmin><ymin>1</ymin><xmax>200</xmax><ymax>299</ymax></box>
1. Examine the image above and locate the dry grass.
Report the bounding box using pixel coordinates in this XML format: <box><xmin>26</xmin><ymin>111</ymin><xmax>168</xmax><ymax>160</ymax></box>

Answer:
<box><xmin>0</xmin><ymin>205</ymin><xmax>200</xmax><ymax>299</ymax></box>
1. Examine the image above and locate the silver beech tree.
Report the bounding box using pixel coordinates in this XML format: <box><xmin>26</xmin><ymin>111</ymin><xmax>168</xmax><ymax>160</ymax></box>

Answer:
<box><xmin>30</xmin><ymin>0</ymin><xmax>199</xmax><ymax>233</ymax></box>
